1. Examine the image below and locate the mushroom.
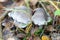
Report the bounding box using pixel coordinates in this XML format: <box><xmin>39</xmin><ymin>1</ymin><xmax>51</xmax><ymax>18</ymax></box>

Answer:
<box><xmin>32</xmin><ymin>8</ymin><xmax>51</xmax><ymax>25</ymax></box>
<box><xmin>8</xmin><ymin>6</ymin><xmax>32</xmax><ymax>28</ymax></box>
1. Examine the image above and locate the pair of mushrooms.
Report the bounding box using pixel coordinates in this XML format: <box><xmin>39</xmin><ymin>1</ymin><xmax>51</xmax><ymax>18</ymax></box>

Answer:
<box><xmin>7</xmin><ymin>6</ymin><xmax>51</xmax><ymax>28</ymax></box>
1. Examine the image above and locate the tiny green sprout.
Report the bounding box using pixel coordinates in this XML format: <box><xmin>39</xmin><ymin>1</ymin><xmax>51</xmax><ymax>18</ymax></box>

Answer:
<box><xmin>54</xmin><ymin>10</ymin><xmax>60</xmax><ymax>16</ymax></box>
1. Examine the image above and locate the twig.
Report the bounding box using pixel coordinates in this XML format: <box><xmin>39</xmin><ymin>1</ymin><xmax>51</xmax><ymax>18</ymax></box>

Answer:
<box><xmin>0</xmin><ymin>22</ymin><xmax>3</xmax><ymax>40</ymax></box>
<box><xmin>49</xmin><ymin>1</ymin><xmax>59</xmax><ymax>10</ymax></box>
<box><xmin>0</xmin><ymin>11</ymin><xmax>9</xmax><ymax>22</ymax></box>
<box><xmin>24</xmin><ymin>0</ymin><xmax>30</xmax><ymax>8</ymax></box>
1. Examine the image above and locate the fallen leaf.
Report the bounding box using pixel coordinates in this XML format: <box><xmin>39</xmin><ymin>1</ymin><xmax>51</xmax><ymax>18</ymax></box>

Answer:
<box><xmin>30</xmin><ymin>0</ymin><xmax>38</xmax><ymax>5</ymax></box>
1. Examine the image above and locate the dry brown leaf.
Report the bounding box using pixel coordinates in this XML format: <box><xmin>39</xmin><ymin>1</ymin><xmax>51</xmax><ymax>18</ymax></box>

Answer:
<box><xmin>0</xmin><ymin>3</ymin><xmax>4</xmax><ymax>9</ymax></box>
<box><xmin>30</xmin><ymin>0</ymin><xmax>38</xmax><ymax>5</ymax></box>
<box><xmin>11</xmin><ymin>0</ymin><xmax>25</xmax><ymax>7</ymax></box>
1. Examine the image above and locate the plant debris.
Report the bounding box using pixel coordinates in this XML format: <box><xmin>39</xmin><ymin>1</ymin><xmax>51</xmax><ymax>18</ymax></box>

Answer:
<box><xmin>0</xmin><ymin>0</ymin><xmax>60</xmax><ymax>40</ymax></box>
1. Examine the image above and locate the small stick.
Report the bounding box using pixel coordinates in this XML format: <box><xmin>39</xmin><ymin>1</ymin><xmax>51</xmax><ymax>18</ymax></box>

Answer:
<box><xmin>0</xmin><ymin>22</ymin><xmax>3</xmax><ymax>40</ymax></box>
<box><xmin>24</xmin><ymin>0</ymin><xmax>30</xmax><ymax>8</ymax></box>
<box><xmin>0</xmin><ymin>10</ymin><xmax>9</xmax><ymax>23</ymax></box>
<box><xmin>49</xmin><ymin>1</ymin><xmax>59</xmax><ymax>10</ymax></box>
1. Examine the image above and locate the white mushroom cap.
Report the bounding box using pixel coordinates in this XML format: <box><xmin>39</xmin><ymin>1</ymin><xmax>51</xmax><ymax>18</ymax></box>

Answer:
<box><xmin>32</xmin><ymin>8</ymin><xmax>46</xmax><ymax>25</ymax></box>
<box><xmin>32</xmin><ymin>8</ymin><xmax>51</xmax><ymax>25</ymax></box>
<box><xmin>8</xmin><ymin>6</ymin><xmax>32</xmax><ymax>28</ymax></box>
